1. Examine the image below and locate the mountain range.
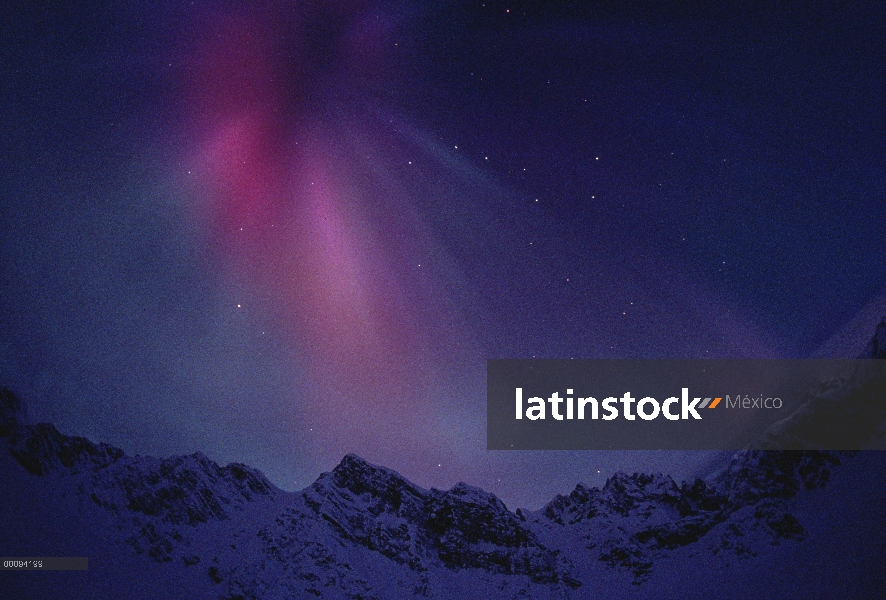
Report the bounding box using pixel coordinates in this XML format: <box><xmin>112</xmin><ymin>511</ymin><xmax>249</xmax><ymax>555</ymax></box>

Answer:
<box><xmin>2</xmin><ymin>318</ymin><xmax>886</xmax><ymax>599</ymax></box>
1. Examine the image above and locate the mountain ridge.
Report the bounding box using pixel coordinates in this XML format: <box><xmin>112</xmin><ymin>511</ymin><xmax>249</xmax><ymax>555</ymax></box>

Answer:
<box><xmin>0</xmin><ymin>390</ymin><xmax>873</xmax><ymax>597</ymax></box>
<box><xmin>2</xmin><ymin>317</ymin><xmax>886</xmax><ymax>598</ymax></box>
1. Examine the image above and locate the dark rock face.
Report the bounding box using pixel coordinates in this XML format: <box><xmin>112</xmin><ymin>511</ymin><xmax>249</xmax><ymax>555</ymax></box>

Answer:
<box><xmin>1</xmin><ymin>387</ymin><xmax>124</xmax><ymax>475</ymax></box>
<box><xmin>539</xmin><ymin>471</ymin><xmax>731</xmax><ymax>582</ymax></box>
<box><xmin>535</xmin><ymin>462</ymin><xmax>823</xmax><ymax>583</ymax></box>
<box><xmin>302</xmin><ymin>453</ymin><xmax>430</xmax><ymax>571</ymax></box>
<box><xmin>320</xmin><ymin>453</ymin><xmax>429</xmax><ymax>523</ymax></box>
<box><xmin>1</xmin><ymin>388</ymin><xmax>276</xmax><ymax>525</ymax></box>
<box><xmin>426</xmin><ymin>482</ymin><xmax>577</xmax><ymax>586</ymax></box>
<box><xmin>8</xmin><ymin>422</ymin><xmax>124</xmax><ymax>475</ymax></box>
<box><xmin>90</xmin><ymin>452</ymin><xmax>276</xmax><ymax>526</ymax></box>
<box><xmin>716</xmin><ymin>450</ymin><xmax>842</xmax><ymax>504</ymax></box>
<box><xmin>302</xmin><ymin>454</ymin><xmax>579</xmax><ymax>588</ymax></box>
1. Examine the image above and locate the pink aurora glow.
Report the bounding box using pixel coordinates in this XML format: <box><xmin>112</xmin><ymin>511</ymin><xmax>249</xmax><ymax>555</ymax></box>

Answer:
<box><xmin>177</xmin><ymin>4</ymin><xmax>468</xmax><ymax>454</ymax></box>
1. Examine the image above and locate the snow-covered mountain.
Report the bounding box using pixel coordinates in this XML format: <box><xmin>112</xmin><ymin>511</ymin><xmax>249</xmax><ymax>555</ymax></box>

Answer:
<box><xmin>2</xmin><ymin>319</ymin><xmax>886</xmax><ymax>599</ymax></box>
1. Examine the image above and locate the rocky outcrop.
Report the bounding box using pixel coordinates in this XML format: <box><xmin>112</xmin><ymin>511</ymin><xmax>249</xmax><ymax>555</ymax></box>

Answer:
<box><xmin>1</xmin><ymin>387</ymin><xmax>124</xmax><ymax>475</ymax></box>
<box><xmin>89</xmin><ymin>451</ymin><xmax>276</xmax><ymax>525</ymax></box>
<box><xmin>300</xmin><ymin>454</ymin><xmax>580</xmax><ymax>588</ymax></box>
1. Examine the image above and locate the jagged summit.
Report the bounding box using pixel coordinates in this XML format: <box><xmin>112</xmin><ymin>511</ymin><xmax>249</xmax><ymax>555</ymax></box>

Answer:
<box><xmin>338</xmin><ymin>452</ymin><xmax>371</xmax><ymax>468</ymax></box>
<box><xmin>292</xmin><ymin>452</ymin><xmax>579</xmax><ymax>593</ymax></box>
<box><xmin>314</xmin><ymin>452</ymin><xmax>428</xmax><ymax>515</ymax></box>
<box><xmin>442</xmin><ymin>481</ymin><xmax>507</xmax><ymax>508</ymax></box>
<box><xmin>0</xmin><ymin>386</ymin><xmax>124</xmax><ymax>475</ymax></box>
<box><xmin>0</xmin><ymin>386</ymin><xmax>276</xmax><ymax>532</ymax></box>
<box><xmin>328</xmin><ymin>452</ymin><xmax>424</xmax><ymax>495</ymax></box>
<box><xmin>321</xmin><ymin>454</ymin><xmax>516</xmax><ymax>516</ymax></box>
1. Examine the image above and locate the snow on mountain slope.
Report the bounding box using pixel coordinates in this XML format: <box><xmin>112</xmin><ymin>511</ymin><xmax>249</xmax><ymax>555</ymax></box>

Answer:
<box><xmin>1</xmin><ymin>389</ymin><xmax>577</xmax><ymax>599</ymax></box>
<box><xmin>1</xmin><ymin>319</ymin><xmax>885</xmax><ymax>599</ymax></box>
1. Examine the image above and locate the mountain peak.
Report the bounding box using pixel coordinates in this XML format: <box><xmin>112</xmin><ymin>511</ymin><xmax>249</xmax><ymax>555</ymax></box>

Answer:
<box><xmin>329</xmin><ymin>453</ymin><xmax>420</xmax><ymax>495</ymax></box>
<box><xmin>304</xmin><ymin>453</ymin><xmax>429</xmax><ymax>522</ymax></box>
<box><xmin>1</xmin><ymin>388</ymin><xmax>125</xmax><ymax>476</ymax></box>
<box><xmin>438</xmin><ymin>481</ymin><xmax>511</xmax><ymax>514</ymax></box>
<box><xmin>335</xmin><ymin>452</ymin><xmax>372</xmax><ymax>471</ymax></box>
<box><xmin>603</xmin><ymin>471</ymin><xmax>680</xmax><ymax>500</ymax></box>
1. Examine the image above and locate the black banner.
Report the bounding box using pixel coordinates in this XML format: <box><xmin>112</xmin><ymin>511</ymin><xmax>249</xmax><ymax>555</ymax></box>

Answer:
<box><xmin>487</xmin><ymin>360</ymin><xmax>886</xmax><ymax>450</ymax></box>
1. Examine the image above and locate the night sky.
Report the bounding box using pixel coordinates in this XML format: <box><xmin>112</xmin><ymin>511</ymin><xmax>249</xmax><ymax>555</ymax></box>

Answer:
<box><xmin>2</xmin><ymin>0</ymin><xmax>884</xmax><ymax>509</ymax></box>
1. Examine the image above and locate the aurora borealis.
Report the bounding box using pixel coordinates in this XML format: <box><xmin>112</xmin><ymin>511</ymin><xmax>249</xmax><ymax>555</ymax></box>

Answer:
<box><xmin>2</xmin><ymin>1</ymin><xmax>884</xmax><ymax>508</ymax></box>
